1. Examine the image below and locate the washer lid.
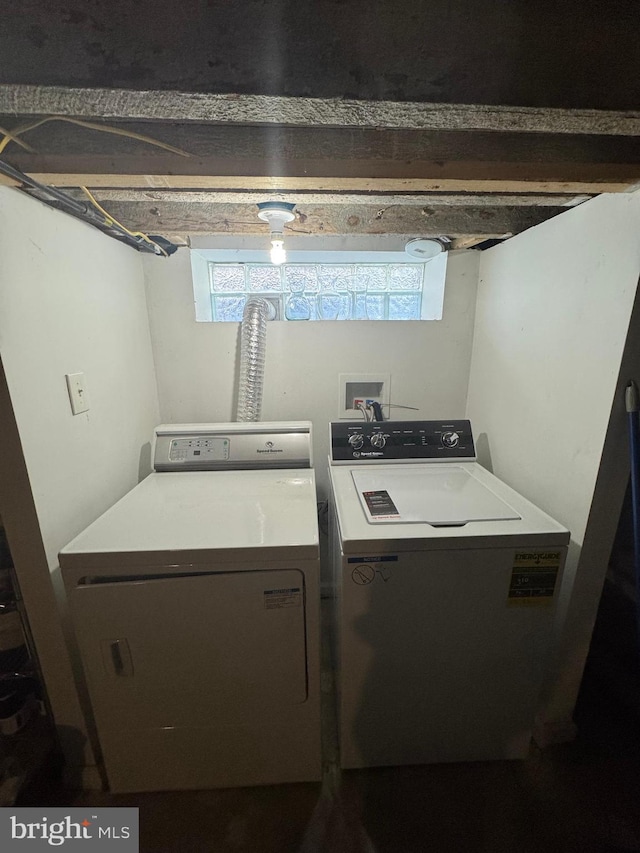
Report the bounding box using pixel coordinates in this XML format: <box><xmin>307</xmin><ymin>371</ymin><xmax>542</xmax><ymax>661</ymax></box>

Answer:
<box><xmin>352</xmin><ymin>467</ymin><xmax>521</xmax><ymax>525</ymax></box>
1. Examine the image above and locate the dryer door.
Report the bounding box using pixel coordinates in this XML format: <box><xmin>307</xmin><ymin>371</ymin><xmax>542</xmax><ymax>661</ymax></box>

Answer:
<box><xmin>70</xmin><ymin>569</ymin><xmax>308</xmax><ymax>730</ymax></box>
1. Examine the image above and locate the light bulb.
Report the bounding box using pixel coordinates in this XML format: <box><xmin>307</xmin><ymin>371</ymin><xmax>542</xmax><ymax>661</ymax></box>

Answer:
<box><xmin>270</xmin><ymin>238</ymin><xmax>286</xmax><ymax>265</ymax></box>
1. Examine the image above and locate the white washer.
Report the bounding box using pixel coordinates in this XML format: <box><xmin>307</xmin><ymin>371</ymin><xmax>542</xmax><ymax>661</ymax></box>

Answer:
<box><xmin>60</xmin><ymin>422</ymin><xmax>321</xmax><ymax>793</ymax></box>
<box><xmin>329</xmin><ymin>419</ymin><xmax>570</xmax><ymax>769</ymax></box>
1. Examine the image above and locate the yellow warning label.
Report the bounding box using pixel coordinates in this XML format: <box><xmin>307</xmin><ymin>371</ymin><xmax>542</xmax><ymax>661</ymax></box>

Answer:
<box><xmin>513</xmin><ymin>551</ymin><xmax>562</xmax><ymax>568</ymax></box>
<box><xmin>508</xmin><ymin>552</ymin><xmax>561</xmax><ymax>606</ymax></box>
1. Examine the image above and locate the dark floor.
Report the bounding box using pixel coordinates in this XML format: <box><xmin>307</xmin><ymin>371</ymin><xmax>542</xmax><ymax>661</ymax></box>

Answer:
<box><xmin>66</xmin><ymin>740</ymin><xmax>640</xmax><ymax>852</ymax></box>
<box><xmin>22</xmin><ymin>597</ymin><xmax>640</xmax><ymax>853</ymax></box>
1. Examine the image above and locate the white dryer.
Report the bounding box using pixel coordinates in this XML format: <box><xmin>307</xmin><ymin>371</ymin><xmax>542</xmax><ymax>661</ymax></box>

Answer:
<box><xmin>329</xmin><ymin>419</ymin><xmax>569</xmax><ymax>769</ymax></box>
<box><xmin>60</xmin><ymin>422</ymin><xmax>321</xmax><ymax>793</ymax></box>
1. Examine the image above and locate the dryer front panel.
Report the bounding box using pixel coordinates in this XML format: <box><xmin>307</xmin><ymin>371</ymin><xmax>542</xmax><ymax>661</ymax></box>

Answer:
<box><xmin>71</xmin><ymin>568</ymin><xmax>308</xmax><ymax>731</ymax></box>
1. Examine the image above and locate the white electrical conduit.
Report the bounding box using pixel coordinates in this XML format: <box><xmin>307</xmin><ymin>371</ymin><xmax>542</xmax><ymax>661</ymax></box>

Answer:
<box><xmin>236</xmin><ymin>297</ymin><xmax>276</xmax><ymax>421</ymax></box>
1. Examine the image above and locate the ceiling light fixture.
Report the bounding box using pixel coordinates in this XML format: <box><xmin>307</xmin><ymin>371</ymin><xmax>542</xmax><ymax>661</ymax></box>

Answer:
<box><xmin>257</xmin><ymin>201</ymin><xmax>296</xmax><ymax>265</ymax></box>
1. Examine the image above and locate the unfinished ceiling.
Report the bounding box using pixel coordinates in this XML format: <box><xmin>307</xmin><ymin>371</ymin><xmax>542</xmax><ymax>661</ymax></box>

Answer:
<box><xmin>0</xmin><ymin>0</ymin><xmax>639</xmax><ymax>247</ymax></box>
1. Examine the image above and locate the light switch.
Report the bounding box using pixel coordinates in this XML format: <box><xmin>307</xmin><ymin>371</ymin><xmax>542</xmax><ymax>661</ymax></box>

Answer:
<box><xmin>65</xmin><ymin>372</ymin><xmax>90</xmax><ymax>415</ymax></box>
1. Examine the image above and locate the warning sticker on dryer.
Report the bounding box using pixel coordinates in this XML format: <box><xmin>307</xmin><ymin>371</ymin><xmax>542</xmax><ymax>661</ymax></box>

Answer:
<box><xmin>508</xmin><ymin>552</ymin><xmax>561</xmax><ymax>605</ymax></box>
<box><xmin>264</xmin><ymin>588</ymin><xmax>302</xmax><ymax>609</ymax></box>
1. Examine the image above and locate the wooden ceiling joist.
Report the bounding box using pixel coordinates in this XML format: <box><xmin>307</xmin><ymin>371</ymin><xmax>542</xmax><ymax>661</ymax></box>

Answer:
<box><xmin>2</xmin><ymin>120</ymin><xmax>638</xmax><ymax>167</ymax></box>
<box><xmin>95</xmin><ymin>200</ymin><xmax>564</xmax><ymax>237</ymax></box>
<box><xmin>2</xmin><ymin>125</ymin><xmax>637</xmax><ymax>195</ymax></box>
<box><xmin>80</xmin><ymin>190</ymin><xmax>590</xmax><ymax>208</ymax></box>
<box><xmin>450</xmin><ymin>237</ymin><xmax>497</xmax><ymax>251</ymax></box>
<box><xmin>2</xmin><ymin>84</ymin><xmax>640</xmax><ymax>136</ymax></box>
<box><xmin>0</xmin><ymin>173</ymin><xmax>632</xmax><ymax>195</ymax></box>
<box><xmin>2</xmin><ymin>84</ymin><xmax>638</xmax><ymax>241</ymax></box>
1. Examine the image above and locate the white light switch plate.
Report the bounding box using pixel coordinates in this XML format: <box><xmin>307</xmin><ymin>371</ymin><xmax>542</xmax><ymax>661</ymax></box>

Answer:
<box><xmin>65</xmin><ymin>372</ymin><xmax>90</xmax><ymax>415</ymax></box>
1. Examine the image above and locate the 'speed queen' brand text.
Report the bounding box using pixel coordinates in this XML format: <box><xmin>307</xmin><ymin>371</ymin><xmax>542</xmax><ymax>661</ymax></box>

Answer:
<box><xmin>1</xmin><ymin>808</ymin><xmax>138</xmax><ymax>851</ymax></box>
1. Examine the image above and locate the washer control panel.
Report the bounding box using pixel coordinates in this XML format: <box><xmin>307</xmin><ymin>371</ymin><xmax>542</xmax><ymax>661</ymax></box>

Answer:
<box><xmin>330</xmin><ymin>420</ymin><xmax>476</xmax><ymax>463</ymax></box>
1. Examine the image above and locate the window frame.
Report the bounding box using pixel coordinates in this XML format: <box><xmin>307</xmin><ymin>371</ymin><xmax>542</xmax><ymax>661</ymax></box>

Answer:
<box><xmin>191</xmin><ymin>248</ymin><xmax>447</xmax><ymax>323</ymax></box>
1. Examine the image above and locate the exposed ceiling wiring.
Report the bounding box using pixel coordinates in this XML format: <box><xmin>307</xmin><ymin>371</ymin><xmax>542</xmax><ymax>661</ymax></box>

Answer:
<box><xmin>0</xmin><ymin>116</ymin><xmax>191</xmax><ymax>158</ymax></box>
<box><xmin>0</xmin><ymin>125</ymin><xmax>34</xmax><ymax>153</ymax></box>
<box><xmin>0</xmin><ymin>117</ymin><xmax>189</xmax><ymax>255</ymax></box>
<box><xmin>0</xmin><ymin>158</ymin><xmax>178</xmax><ymax>255</ymax></box>
<box><xmin>79</xmin><ymin>186</ymin><xmax>169</xmax><ymax>257</ymax></box>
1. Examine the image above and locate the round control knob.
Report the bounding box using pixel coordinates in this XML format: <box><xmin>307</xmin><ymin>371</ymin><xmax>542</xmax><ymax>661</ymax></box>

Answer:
<box><xmin>370</xmin><ymin>433</ymin><xmax>387</xmax><ymax>448</ymax></box>
<box><xmin>442</xmin><ymin>431</ymin><xmax>460</xmax><ymax>448</ymax></box>
<box><xmin>348</xmin><ymin>433</ymin><xmax>364</xmax><ymax>450</ymax></box>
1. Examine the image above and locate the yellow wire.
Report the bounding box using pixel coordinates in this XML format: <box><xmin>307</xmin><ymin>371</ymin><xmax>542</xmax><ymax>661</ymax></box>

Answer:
<box><xmin>80</xmin><ymin>186</ymin><xmax>169</xmax><ymax>257</ymax></box>
<box><xmin>0</xmin><ymin>126</ymin><xmax>35</xmax><ymax>155</ymax></box>
<box><xmin>0</xmin><ymin>116</ymin><xmax>190</xmax><ymax>158</ymax></box>
<box><xmin>0</xmin><ymin>115</ymin><xmax>181</xmax><ymax>257</ymax></box>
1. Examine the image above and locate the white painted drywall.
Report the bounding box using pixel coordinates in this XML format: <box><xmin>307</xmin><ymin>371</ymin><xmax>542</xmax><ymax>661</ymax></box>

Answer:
<box><xmin>466</xmin><ymin>192</ymin><xmax>640</xmax><ymax>733</ymax></box>
<box><xmin>143</xmin><ymin>249</ymin><xmax>479</xmax><ymax>497</ymax></box>
<box><xmin>0</xmin><ymin>187</ymin><xmax>160</xmax><ymax>775</ymax></box>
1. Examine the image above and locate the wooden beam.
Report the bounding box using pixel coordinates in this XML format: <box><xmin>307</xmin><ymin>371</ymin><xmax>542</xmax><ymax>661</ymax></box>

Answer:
<box><xmin>4</xmin><ymin>121</ymin><xmax>640</xmax><ymax>165</ymax></box>
<box><xmin>451</xmin><ymin>237</ymin><xmax>497</xmax><ymax>250</ymax></box>
<box><xmin>94</xmin><ymin>201</ymin><xmax>565</xmax><ymax>236</ymax></box>
<box><xmin>2</xmin><ymin>120</ymin><xmax>637</xmax><ymax>193</ymax></box>
<box><xmin>4</xmin><ymin>155</ymin><xmax>638</xmax><ymax>186</ymax></box>
<box><xmin>78</xmin><ymin>189</ymin><xmax>591</xmax><ymax>208</ymax></box>
<box><xmin>2</xmin><ymin>85</ymin><xmax>640</xmax><ymax>135</ymax></box>
<box><xmin>0</xmin><ymin>172</ymin><xmax>632</xmax><ymax>194</ymax></box>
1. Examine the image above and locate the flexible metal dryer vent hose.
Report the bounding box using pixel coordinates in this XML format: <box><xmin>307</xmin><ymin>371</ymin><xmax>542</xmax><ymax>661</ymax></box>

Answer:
<box><xmin>236</xmin><ymin>297</ymin><xmax>276</xmax><ymax>422</ymax></box>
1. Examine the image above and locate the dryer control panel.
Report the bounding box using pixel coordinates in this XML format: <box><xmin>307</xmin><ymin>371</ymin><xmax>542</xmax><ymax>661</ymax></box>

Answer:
<box><xmin>153</xmin><ymin>421</ymin><xmax>313</xmax><ymax>471</ymax></box>
<box><xmin>330</xmin><ymin>420</ymin><xmax>476</xmax><ymax>463</ymax></box>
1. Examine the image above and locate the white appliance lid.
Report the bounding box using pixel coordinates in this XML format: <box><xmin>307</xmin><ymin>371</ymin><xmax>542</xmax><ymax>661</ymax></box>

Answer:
<box><xmin>351</xmin><ymin>466</ymin><xmax>521</xmax><ymax>525</ymax></box>
<box><xmin>59</xmin><ymin>469</ymin><xmax>319</xmax><ymax>568</ymax></box>
<box><xmin>329</xmin><ymin>462</ymin><xmax>570</xmax><ymax>553</ymax></box>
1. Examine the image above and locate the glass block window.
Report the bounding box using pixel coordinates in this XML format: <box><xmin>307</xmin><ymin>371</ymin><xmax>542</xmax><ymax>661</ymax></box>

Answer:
<box><xmin>210</xmin><ymin>264</ymin><xmax>245</xmax><ymax>293</ymax></box>
<box><xmin>201</xmin><ymin>259</ymin><xmax>446</xmax><ymax>322</ymax></box>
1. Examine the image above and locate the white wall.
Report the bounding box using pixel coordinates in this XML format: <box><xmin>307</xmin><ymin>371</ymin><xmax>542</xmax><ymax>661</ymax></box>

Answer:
<box><xmin>5</xmin><ymin>178</ymin><xmax>635</xmax><ymax>778</ymax></box>
<box><xmin>466</xmin><ymin>192</ymin><xmax>640</xmax><ymax>734</ymax></box>
<box><xmin>143</xmin><ymin>249</ymin><xmax>480</xmax><ymax>497</ymax></box>
<box><xmin>0</xmin><ymin>187</ymin><xmax>160</xmax><ymax>775</ymax></box>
